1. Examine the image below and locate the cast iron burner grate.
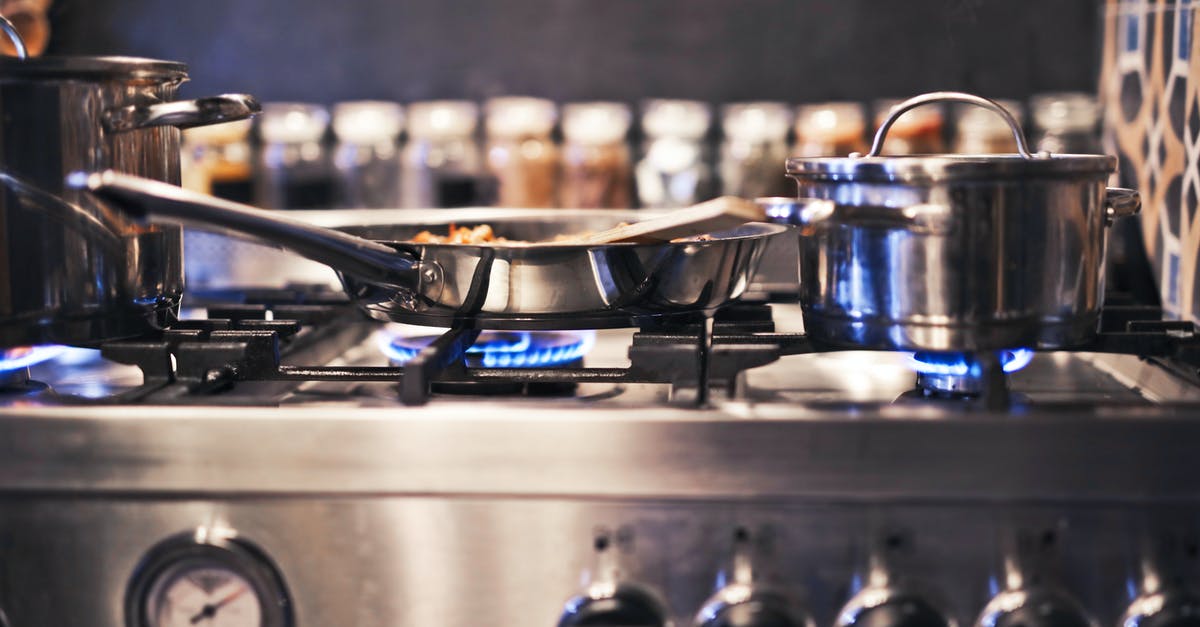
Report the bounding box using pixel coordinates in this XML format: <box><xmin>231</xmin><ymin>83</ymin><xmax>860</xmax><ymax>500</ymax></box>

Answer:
<box><xmin>93</xmin><ymin>286</ymin><xmax>814</xmax><ymax>406</ymax></box>
<box><xmin>84</xmin><ymin>285</ymin><xmax>1200</xmax><ymax>408</ymax></box>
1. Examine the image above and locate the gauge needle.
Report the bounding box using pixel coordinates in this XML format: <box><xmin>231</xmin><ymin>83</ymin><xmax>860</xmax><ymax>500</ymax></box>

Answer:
<box><xmin>188</xmin><ymin>585</ymin><xmax>249</xmax><ymax>624</ymax></box>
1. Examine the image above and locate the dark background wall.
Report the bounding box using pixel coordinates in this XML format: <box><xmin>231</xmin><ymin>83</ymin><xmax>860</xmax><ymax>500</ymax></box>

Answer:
<box><xmin>44</xmin><ymin>0</ymin><xmax>1103</xmax><ymax>106</ymax></box>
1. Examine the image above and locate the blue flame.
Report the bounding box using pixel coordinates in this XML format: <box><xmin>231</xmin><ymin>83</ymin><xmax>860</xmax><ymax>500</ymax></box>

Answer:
<box><xmin>0</xmin><ymin>345</ymin><xmax>69</xmax><ymax>373</ymax></box>
<box><xmin>380</xmin><ymin>330</ymin><xmax>596</xmax><ymax>369</ymax></box>
<box><xmin>906</xmin><ymin>348</ymin><xmax>1035</xmax><ymax>376</ymax></box>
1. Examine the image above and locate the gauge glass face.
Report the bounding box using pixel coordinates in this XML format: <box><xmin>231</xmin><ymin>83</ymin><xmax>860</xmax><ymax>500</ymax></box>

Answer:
<box><xmin>145</xmin><ymin>559</ymin><xmax>263</xmax><ymax>627</ymax></box>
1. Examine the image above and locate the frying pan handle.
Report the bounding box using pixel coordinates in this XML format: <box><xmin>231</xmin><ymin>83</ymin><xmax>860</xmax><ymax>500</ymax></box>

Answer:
<box><xmin>0</xmin><ymin>171</ymin><xmax>127</xmax><ymax>253</ymax></box>
<box><xmin>67</xmin><ymin>170</ymin><xmax>443</xmax><ymax>301</ymax></box>
<box><xmin>104</xmin><ymin>94</ymin><xmax>262</xmax><ymax>133</ymax></box>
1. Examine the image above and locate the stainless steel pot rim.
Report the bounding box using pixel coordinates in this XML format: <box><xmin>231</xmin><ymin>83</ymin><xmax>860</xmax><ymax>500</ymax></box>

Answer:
<box><xmin>786</xmin><ymin>153</ymin><xmax>1116</xmax><ymax>182</ymax></box>
<box><xmin>0</xmin><ymin>55</ymin><xmax>188</xmax><ymax>80</ymax></box>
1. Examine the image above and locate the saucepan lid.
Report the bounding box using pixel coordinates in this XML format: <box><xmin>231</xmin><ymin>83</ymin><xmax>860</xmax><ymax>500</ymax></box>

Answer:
<box><xmin>785</xmin><ymin>92</ymin><xmax>1115</xmax><ymax>183</ymax></box>
<box><xmin>0</xmin><ymin>14</ymin><xmax>187</xmax><ymax>81</ymax></box>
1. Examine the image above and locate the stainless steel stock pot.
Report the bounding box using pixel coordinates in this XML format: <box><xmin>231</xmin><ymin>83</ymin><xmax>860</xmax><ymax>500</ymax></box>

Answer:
<box><xmin>766</xmin><ymin>92</ymin><xmax>1141</xmax><ymax>352</ymax></box>
<box><xmin>0</xmin><ymin>17</ymin><xmax>259</xmax><ymax>347</ymax></box>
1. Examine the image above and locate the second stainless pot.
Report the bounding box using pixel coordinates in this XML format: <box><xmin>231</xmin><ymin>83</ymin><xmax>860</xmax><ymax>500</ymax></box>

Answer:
<box><xmin>767</xmin><ymin>92</ymin><xmax>1141</xmax><ymax>352</ymax></box>
<box><xmin>0</xmin><ymin>18</ymin><xmax>259</xmax><ymax>348</ymax></box>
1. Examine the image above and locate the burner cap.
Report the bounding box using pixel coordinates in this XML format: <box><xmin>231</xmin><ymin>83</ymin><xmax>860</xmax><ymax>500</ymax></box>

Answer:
<box><xmin>907</xmin><ymin>349</ymin><xmax>1033</xmax><ymax>397</ymax></box>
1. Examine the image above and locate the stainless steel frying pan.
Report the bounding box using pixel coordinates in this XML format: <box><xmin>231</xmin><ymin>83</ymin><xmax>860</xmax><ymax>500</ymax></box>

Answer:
<box><xmin>71</xmin><ymin>171</ymin><xmax>786</xmax><ymax>330</ymax></box>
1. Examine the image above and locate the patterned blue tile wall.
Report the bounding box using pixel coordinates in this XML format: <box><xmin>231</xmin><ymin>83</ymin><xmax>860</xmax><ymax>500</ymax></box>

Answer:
<box><xmin>1103</xmin><ymin>0</ymin><xmax>1200</xmax><ymax>320</ymax></box>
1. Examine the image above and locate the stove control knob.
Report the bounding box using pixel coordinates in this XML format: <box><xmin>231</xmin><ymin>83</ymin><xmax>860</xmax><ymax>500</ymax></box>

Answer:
<box><xmin>695</xmin><ymin>588</ymin><xmax>813</xmax><ymax>627</ymax></box>
<box><xmin>559</xmin><ymin>529</ymin><xmax>669</xmax><ymax>627</ymax></box>
<box><xmin>695</xmin><ymin>527</ymin><xmax>811</xmax><ymax>627</ymax></box>
<box><xmin>977</xmin><ymin>588</ymin><xmax>1093</xmax><ymax>627</ymax></box>
<box><xmin>836</xmin><ymin>586</ymin><xmax>952</xmax><ymax>627</ymax></box>
<box><xmin>1122</xmin><ymin>589</ymin><xmax>1200</xmax><ymax>627</ymax></box>
<box><xmin>557</xmin><ymin>583</ymin><xmax>669</xmax><ymax>627</ymax></box>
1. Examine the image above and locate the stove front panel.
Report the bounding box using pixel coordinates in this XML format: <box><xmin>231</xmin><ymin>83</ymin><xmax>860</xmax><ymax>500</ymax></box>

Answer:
<box><xmin>0</xmin><ymin>496</ymin><xmax>1192</xmax><ymax>627</ymax></box>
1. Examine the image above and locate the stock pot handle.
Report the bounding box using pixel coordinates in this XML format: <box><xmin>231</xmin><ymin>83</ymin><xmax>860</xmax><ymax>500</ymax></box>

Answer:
<box><xmin>1105</xmin><ymin>187</ymin><xmax>1141</xmax><ymax>225</ymax></box>
<box><xmin>864</xmin><ymin>91</ymin><xmax>1034</xmax><ymax>158</ymax></box>
<box><xmin>104</xmin><ymin>94</ymin><xmax>262</xmax><ymax>133</ymax></box>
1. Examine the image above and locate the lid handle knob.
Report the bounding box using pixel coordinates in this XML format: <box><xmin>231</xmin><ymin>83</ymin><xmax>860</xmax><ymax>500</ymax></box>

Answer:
<box><xmin>866</xmin><ymin>91</ymin><xmax>1033</xmax><ymax>159</ymax></box>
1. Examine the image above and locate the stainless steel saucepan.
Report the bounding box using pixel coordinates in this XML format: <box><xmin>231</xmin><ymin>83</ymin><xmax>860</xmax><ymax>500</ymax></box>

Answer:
<box><xmin>765</xmin><ymin>91</ymin><xmax>1141</xmax><ymax>352</ymax></box>
<box><xmin>72</xmin><ymin>172</ymin><xmax>785</xmax><ymax>330</ymax></box>
<box><xmin>0</xmin><ymin>18</ymin><xmax>259</xmax><ymax>347</ymax></box>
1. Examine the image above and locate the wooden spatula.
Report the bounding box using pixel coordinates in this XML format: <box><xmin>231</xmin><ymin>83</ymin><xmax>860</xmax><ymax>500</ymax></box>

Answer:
<box><xmin>561</xmin><ymin>196</ymin><xmax>769</xmax><ymax>245</ymax></box>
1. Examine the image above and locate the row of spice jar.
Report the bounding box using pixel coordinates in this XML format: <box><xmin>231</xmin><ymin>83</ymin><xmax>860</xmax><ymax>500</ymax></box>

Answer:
<box><xmin>180</xmin><ymin>93</ymin><xmax>1103</xmax><ymax>210</ymax></box>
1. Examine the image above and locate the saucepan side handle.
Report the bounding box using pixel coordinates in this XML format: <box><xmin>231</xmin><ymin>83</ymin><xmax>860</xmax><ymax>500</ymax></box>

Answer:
<box><xmin>104</xmin><ymin>94</ymin><xmax>262</xmax><ymax>132</ymax></box>
<box><xmin>1105</xmin><ymin>187</ymin><xmax>1141</xmax><ymax>225</ymax></box>
<box><xmin>755</xmin><ymin>196</ymin><xmax>953</xmax><ymax>235</ymax></box>
<box><xmin>67</xmin><ymin>170</ymin><xmax>443</xmax><ymax>303</ymax></box>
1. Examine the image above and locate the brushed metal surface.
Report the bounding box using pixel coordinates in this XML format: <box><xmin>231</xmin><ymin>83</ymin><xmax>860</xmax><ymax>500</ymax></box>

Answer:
<box><xmin>0</xmin><ymin>498</ymin><xmax>1193</xmax><ymax>626</ymax></box>
<box><xmin>0</xmin><ymin>401</ymin><xmax>1198</xmax><ymax>500</ymax></box>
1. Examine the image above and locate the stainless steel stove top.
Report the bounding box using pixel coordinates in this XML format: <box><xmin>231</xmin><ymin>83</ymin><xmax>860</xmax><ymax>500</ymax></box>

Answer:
<box><xmin>2</xmin><ymin>294</ymin><xmax>1199</xmax><ymax>627</ymax></box>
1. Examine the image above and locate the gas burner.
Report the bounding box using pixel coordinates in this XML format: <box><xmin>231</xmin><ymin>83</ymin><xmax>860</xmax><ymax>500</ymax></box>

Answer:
<box><xmin>0</xmin><ymin>345</ymin><xmax>67</xmax><ymax>394</ymax></box>
<box><xmin>381</xmin><ymin>330</ymin><xmax>596</xmax><ymax>369</ymax></box>
<box><xmin>380</xmin><ymin>330</ymin><xmax>597</xmax><ymax>396</ymax></box>
<box><xmin>906</xmin><ymin>348</ymin><xmax>1034</xmax><ymax>398</ymax></box>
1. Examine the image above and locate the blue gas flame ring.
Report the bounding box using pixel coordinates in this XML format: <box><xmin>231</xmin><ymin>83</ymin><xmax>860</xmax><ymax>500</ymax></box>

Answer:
<box><xmin>380</xmin><ymin>330</ymin><xmax>596</xmax><ymax>369</ymax></box>
<box><xmin>0</xmin><ymin>345</ymin><xmax>70</xmax><ymax>373</ymax></box>
<box><xmin>906</xmin><ymin>348</ymin><xmax>1035</xmax><ymax>377</ymax></box>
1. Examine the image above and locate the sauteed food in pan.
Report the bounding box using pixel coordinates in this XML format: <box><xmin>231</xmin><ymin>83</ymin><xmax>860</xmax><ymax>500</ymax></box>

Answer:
<box><xmin>410</xmin><ymin>222</ymin><xmax>715</xmax><ymax>245</ymax></box>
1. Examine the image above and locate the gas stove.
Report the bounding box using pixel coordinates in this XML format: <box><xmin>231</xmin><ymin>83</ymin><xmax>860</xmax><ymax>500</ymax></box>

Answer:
<box><xmin>0</xmin><ymin>284</ymin><xmax>1198</xmax><ymax>627</ymax></box>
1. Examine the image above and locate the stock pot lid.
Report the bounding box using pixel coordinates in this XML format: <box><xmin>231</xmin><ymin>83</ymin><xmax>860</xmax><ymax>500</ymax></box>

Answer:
<box><xmin>786</xmin><ymin>153</ymin><xmax>1117</xmax><ymax>183</ymax></box>
<box><xmin>0</xmin><ymin>55</ymin><xmax>188</xmax><ymax>81</ymax></box>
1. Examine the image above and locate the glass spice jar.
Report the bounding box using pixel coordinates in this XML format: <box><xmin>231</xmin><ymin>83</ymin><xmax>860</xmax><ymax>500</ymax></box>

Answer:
<box><xmin>719</xmin><ymin>101</ymin><xmax>793</xmax><ymax>198</ymax></box>
<box><xmin>332</xmin><ymin>100</ymin><xmax>404</xmax><ymax>208</ymax></box>
<box><xmin>560</xmin><ymin>102</ymin><xmax>633</xmax><ymax>209</ymax></box>
<box><xmin>871</xmin><ymin>98</ymin><xmax>945</xmax><ymax>155</ymax></box>
<box><xmin>254</xmin><ymin>103</ymin><xmax>334</xmax><ymax>209</ymax></box>
<box><xmin>1030</xmin><ymin>93</ymin><xmax>1102</xmax><ymax>154</ymax></box>
<box><xmin>485</xmin><ymin>96</ymin><xmax>559</xmax><ymax>208</ymax></box>
<box><xmin>953</xmin><ymin>99</ymin><xmax>1023</xmax><ymax>154</ymax></box>
<box><xmin>180</xmin><ymin>118</ymin><xmax>254</xmax><ymax>204</ymax></box>
<box><xmin>793</xmin><ymin>102</ymin><xmax>868</xmax><ymax>157</ymax></box>
<box><xmin>401</xmin><ymin>100</ymin><xmax>484</xmax><ymax>208</ymax></box>
<box><xmin>635</xmin><ymin>99</ymin><xmax>713</xmax><ymax>209</ymax></box>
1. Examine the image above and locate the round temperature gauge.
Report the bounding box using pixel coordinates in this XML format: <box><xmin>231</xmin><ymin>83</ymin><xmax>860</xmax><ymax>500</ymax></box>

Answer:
<box><xmin>126</xmin><ymin>530</ymin><xmax>292</xmax><ymax>627</ymax></box>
